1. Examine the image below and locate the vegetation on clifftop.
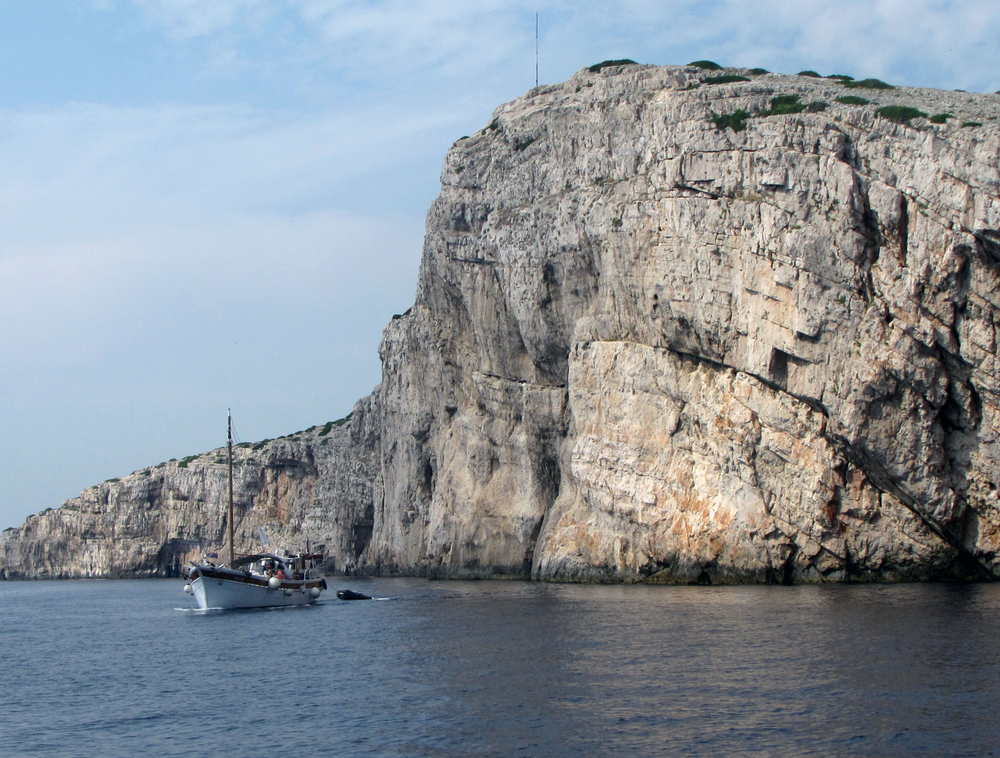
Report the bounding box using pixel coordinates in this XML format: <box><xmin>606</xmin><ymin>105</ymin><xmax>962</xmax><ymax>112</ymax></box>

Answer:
<box><xmin>588</xmin><ymin>59</ymin><xmax>637</xmax><ymax>73</ymax></box>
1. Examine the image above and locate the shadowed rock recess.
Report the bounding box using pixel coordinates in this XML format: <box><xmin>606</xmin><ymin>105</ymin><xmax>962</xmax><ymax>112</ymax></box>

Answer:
<box><xmin>6</xmin><ymin>63</ymin><xmax>1000</xmax><ymax>583</ymax></box>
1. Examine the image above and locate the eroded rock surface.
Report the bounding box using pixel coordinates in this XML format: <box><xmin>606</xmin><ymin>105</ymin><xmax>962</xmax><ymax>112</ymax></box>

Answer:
<box><xmin>5</xmin><ymin>64</ymin><xmax>1000</xmax><ymax>582</ymax></box>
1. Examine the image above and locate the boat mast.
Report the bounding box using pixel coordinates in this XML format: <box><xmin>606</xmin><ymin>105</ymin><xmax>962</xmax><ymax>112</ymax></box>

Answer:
<box><xmin>228</xmin><ymin>409</ymin><xmax>235</xmax><ymax>567</ymax></box>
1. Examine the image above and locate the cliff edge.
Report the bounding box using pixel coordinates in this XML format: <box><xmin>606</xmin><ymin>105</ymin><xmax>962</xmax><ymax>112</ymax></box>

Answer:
<box><xmin>6</xmin><ymin>63</ymin><xmax>1000</xmax><ymax>583</ymax></box>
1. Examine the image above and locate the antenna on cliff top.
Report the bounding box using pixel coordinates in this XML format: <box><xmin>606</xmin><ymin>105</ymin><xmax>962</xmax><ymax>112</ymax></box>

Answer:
<box><xmin>535</xmin><ymin>12</ymin><xmax>539</xmax><ymax>88</ymax></box>
<box><xmin>227</xmin><ymin>409</ymin><xmax>234</xmax><ymax>567</ymax></box>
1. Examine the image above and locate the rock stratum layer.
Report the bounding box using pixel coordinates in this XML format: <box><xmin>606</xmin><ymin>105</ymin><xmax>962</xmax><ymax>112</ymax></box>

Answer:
<box><xmin>6</xmin><ymin>64</ymin><xmax>1000</xmax><ymax>583</ymax></box>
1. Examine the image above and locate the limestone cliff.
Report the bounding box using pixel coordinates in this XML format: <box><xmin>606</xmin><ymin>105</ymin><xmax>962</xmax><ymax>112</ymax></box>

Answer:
<box><xmin>0</xmin><ymin>397</ymin><xmax>380</xmax><ymax>578</ymax></box>
<box><xmin>6</xmin><ymin>63</ymin><xmax>1000</xmax><ymax>583</ymax></box>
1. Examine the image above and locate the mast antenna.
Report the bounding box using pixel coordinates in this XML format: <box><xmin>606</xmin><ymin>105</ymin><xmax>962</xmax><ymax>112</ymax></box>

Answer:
<box><xmin>227</xmin><ymin>409</ymin><xmax>235</xmax><ymax>567</ymax></box>
<box><xmin>535</xmin><ymin>12</ymin><xmax>539</xmax><ymax>88</ymax></box>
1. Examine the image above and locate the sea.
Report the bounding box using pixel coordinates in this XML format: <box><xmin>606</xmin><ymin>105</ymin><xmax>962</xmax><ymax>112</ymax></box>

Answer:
<box><xmin>1</xmin><ymin>578</ymin><xmax>998</xmax><ymax>758</ymax></box>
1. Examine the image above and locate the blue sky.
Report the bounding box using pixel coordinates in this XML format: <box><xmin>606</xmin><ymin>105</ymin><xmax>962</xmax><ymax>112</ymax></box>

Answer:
<box><xmin>3</xmin><ymin>0</ymin><xmax>1000</xmax><ymax>530</ymax></box>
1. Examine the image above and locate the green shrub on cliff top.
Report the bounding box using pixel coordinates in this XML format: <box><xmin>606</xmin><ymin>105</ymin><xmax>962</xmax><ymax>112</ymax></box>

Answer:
<box><xmin>766</xmin><ymin>94</ymin><xmax>806</xmax><ymax>114</ymax></box>
<box><xmin>757</xmin><ymin>95</ymin><xmax>829</xmax><ymax>117</ymax></box>
<box><xmin>588</xmin><ymin>59</ymin><xmax>637</xmax><ymax>73</ymax></box>
<box><xmin>836</xmin><ymin>95</ymin><xmax>870</xmax><ymax>105</ymax></box>
<box><xmin>710</xmin><ymin>109</ymin><xmax>750</xmax><ymax>132</ymax></box>
<box><xmin>929</xmin><ymin>113</ymin><xmax>953</xmax><ymax>123</ymax></box>
<box><xmin>689</xmin><ymin>60</ymin><xmax>722</xmax><ymax>70</ymax></box>
<box><xmin>877</xmin><ymin>105</ymin><xmax>927</xmax><ymax>124</ymax></box>
<box><xmin>845</xmin><ymin>78</ymin><xmax>894</xmax><ymax>90</ymax></box>
<box><xmin>705</xmin><ymin>74</ymin><xmax>750</xmax><ymax>85</ymax></box>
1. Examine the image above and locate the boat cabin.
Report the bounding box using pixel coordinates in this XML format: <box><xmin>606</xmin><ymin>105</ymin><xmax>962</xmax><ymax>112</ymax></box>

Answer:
<box><xmin>232</xmin><ymin>553</ymin><xmax>324</xmax><ymax>581</ymax></box>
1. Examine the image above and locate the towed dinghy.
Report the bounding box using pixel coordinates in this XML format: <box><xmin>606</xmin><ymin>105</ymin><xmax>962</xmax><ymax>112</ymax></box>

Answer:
<box><xmin>337</xmin><ymin>589</ymin><xmax>372</xmax><ymax>601</ymax></box>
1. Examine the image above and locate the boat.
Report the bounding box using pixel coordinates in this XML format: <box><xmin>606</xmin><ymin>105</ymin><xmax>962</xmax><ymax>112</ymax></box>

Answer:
<box><xmin>336</xmin><ymin>589</ymin><xmax>372</xmax><ymax>601</ymax></box>
<box><xmin>181</xmin><ymin>412</ymin><xmax>327</xmax><ymax>609</ymax></box>
<box><xmin>184</xmin><ymin>552</ymin><xmax>327</xmax><ymax>610</ymax></box>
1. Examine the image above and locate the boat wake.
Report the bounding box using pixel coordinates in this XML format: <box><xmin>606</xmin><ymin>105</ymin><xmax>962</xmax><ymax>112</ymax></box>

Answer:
<box><xmin>175</xmin><ymin>602</ymin><xmax>323</xmax><ymax>614</ymax></box>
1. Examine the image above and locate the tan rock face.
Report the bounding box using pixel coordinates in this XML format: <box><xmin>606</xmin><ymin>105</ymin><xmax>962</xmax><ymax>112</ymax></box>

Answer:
<box><xmin>5</xmin><ymin>64</ymin><xmax>1000</xmax><ymax>582</ymax></box>
<box><xmin>534</xmin><ymin>340</ymin><xmax>958</xmax><ymax>582</ymax></box>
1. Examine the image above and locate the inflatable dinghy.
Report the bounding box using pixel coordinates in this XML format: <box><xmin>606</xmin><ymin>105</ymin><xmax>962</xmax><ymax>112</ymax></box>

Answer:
<box><xmin>337</xmin><ymin>589</ymin><xmax>372</xmax><ymax>601</ymax></box>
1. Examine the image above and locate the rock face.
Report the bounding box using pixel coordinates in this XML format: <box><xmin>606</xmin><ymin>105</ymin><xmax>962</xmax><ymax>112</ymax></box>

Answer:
<box><xmin>0</xmin><ymin>398</ymin><xmax>381</xmax><ymax>578</ymax></box>
<box><xmin>6</xmin><ymin>63</ymin><xmax>1000</xmax><ymax>582</ymax></box>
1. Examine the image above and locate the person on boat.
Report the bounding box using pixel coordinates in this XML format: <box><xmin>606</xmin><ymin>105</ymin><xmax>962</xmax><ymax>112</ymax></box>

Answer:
<box><xmin>276</xmin><ymin>567</ymin><xmax>286</xmax><ymax>580</ymax></box>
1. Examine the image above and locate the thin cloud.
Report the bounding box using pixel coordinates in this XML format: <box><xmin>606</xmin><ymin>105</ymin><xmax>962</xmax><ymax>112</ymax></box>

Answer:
<box><xmin>128</xmin><ymin>0</ymin><xmax>272</xmax><ymax>39</ymax></box>
<box><xmin>293</xmin><ymin>0</ymin><xmax>534</xmax><ymax>76</ymax></box>
<box><xmin>0</xmin><ymin>100</ymin><xmax>456</xmax><ymax>247</ymax></box>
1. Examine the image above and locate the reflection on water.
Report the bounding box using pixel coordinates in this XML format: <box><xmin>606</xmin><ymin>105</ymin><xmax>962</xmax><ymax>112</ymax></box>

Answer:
<box><xmin>1</xmin><ymin>579</ymin><xmax>999</xmax><ymax>757</ymax></box>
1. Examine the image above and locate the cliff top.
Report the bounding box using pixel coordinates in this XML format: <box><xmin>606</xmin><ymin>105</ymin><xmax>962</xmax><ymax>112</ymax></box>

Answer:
<box><xmin>490</xmin><ymin>60</ymin><xmax>1000</xmax><ymax>132</ymax></box>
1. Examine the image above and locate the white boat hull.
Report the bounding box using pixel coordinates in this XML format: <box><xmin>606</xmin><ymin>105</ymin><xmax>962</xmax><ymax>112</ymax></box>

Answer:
<box><xmin>187</xmin><ymin>565</ymin><xmax>326</xmax><ymax>610</ymax></box>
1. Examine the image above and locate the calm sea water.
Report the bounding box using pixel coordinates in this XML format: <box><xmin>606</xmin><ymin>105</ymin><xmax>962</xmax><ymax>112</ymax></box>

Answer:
<box><xmin>1</xmin><ymin>578</ymin><xmax>998</xmax><ymax>757</ymax></box>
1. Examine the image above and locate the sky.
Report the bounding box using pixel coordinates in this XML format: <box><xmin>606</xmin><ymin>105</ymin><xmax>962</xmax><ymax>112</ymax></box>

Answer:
<box><xmin>3</xmin><ymin>0</ymin><xmax>1000</xmax><ymax>530</ymax></box>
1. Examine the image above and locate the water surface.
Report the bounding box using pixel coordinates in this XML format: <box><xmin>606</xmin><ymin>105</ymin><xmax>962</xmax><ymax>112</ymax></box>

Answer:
<box><xmin>1</xmin><ymin>578</ymin><xmax>998</xmax><ymax>757</ymax></box>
